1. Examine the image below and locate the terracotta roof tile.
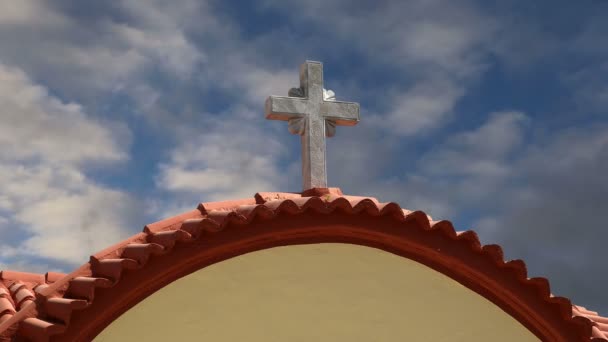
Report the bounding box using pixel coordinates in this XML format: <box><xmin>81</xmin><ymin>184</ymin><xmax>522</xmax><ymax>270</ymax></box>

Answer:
<box><xmin>45</xmin><ymin>272</ymin><xmax>67</xmax><ymax>284</ymax></box>
<box><xmin>144</xmin><ymin>209</ymin><xmax>203</xmax><ymax>234</ymax></box>
<box><xmin>13</xmin><ymin>287</ymin><xmax>35</xmax><ymax>309</ymax></box>
<box><xmin>199</xmin><ymin>197</ymin><xmax>257</xmax><ymax>212</ymax></box>
<box><xmin>0</xmin><ymin>188</ymin><xmax>605</xmax><ymax>341</ymax></box>
<box><xmin>0</xmin><ymin>298</ymin><xmax>14</xmax><ymax>317</ymax></box>
<box><xmin>254</xmin><ymin>191</ymin><xmax>302</xmax><ymax>203</ymax></box>
<box><xmin>574</xmin><ymin>305</ymin><xmax>608</xmax><ymax>340</ymax></box>
<box><xmin>0</xmin><ymin>271</ymin><xmax>59</xmax><ymax>341</ymax></box>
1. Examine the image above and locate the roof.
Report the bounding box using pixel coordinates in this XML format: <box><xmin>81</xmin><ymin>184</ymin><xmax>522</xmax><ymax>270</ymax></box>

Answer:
<box><xmin>0</xmin><ymin>187</ymin><xmax>606</xmax><ymax>341</ymax></box>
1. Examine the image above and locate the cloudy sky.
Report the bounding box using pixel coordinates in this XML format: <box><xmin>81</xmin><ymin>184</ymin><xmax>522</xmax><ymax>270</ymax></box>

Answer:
<box><xmin>1</xmin><ymin>0</ymin><xmax>607</xmax><ymax>314</ymax></box>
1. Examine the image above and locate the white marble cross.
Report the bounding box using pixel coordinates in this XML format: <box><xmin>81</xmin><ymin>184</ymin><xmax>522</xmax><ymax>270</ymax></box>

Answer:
<box><xmin>265</xmin><ymin>61</ymin><xmax>360</xmax><ymax>191</ymax></box>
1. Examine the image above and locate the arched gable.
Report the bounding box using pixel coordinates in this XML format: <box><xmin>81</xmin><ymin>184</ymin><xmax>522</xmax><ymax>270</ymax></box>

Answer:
<box><xmin>0</xmin><ymin>189</ymin><xmax>606</xmax><ymax>341</ymax></box>
<box><xmin>95</xmin><ymin>243</ymin><xmax>540</xmax><ymax>341</ymax></box>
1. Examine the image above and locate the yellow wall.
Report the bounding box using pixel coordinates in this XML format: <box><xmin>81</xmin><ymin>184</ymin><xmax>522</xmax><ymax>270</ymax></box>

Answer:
<box><xmin>96</xmin><ymin>243</ymin><xmax>538</xmax><ymax>341</ymax></box>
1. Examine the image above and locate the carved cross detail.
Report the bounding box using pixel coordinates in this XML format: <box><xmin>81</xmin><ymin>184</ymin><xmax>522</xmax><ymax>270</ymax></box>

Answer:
<box><xmin>265</xmin><ymin>61</ymin><xmax>360</xmax><ymax>191</ymax></box>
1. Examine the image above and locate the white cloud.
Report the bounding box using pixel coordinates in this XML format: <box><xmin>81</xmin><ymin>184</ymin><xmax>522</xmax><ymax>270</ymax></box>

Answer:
<box><xmin>0</xmin><ymin>64</ymin><xmax>128</xmax><ymax>164</ymax></box>
<box><xmin>0</xmin><ymin>0</ymin><xmax>204</xmax><ymax>102</ymax></box>
<box><xmin>260</xmin><ymin>0</ymin><xmax>498</xmax><ymax>137</ymax></box>
<box><xmin>0</xmin><ymin>0</ymin><xmax>67</xmax><ymax>27</ymax></box>
<box><xmin>470</xmin><ymin>124</ymin><xmax>608</xmax><ymax>311</ymax></box>
<box><xmin>0</xmin><ymin>164</ymin><xmax>138</xmax><ymax>263</ymax></box>
<box><xmin>563</xmin><ymin>62</ymin><xmax>608</xmax><ymax>112</ymax></box>
<box><xmin>224</xmin><ymin>66</ymin><xmax>298</xmax><ymax>106</ymax></box>
<box><xmin>329</xmin><ymin>111</ymin><xmax>528</xmax><ymax>219</ymax></box>
<box><xmin>106</xmin><ymin>20</ymin><xmax>202</xmax><ymax>79</ymax></box>
<box><xmin>572</xmin><ymin>15</ymin><xmax>608</xmax><ymax>57</ymax></box>
<box><xmin>378</xmin><ymin>77</ymin><xmax>465</xmax><ymax>136</ymax></box>
<box><xmin>17</xmin><ymin>176</ymin><xmax>137</xmax><ymax>263</ymax></box>
<box><xmin>420</xmin><ymin>111</ymin><xmax>528</xmax><ymax>178</ymax></box>
<box><xmin>156</xmin><ymin>115</ymin><xmax>289</xmax><ymax>202</ymax></box>
<box><xmin>0</xmin><ymin>64</ymin><xmax>139</xmax><ymax>266</ymax></box>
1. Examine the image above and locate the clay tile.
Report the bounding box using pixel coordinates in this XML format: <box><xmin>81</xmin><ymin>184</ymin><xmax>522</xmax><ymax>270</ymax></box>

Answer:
<box><xmin>148</xmin><ymin>230</ymin><xmax>192</xmax><ymax>250</ymax></box>
<box><xmin>121</xmin><ymin>244</ymin><xmax>164</xmax><ymax>265</ymax></box>
<box><xmin>45</xmin><ymin>297</ymin><xmax>88</xmax><ymax>324</ymax></box>
<box><xmin>66</xmin><ymin>277</ymin><xmax>113</xmax><ymax>301</ymax></box>
<box><xmin>288</xmin><ymin>197</ymin><xmax>316</xmax><ymax>208</ymax></box>
<box><xmin>376</xmin><ymin>202</ymin><xmax>400</xmax><ymax>212</ymax></box>
<box><xmin>179</xmin><ymin>218</ymin><xmax>210</xmax><ymax>237</ymax></box>
<box><xmin>206</xmin><ymin>210</ymin><xmax>246</xmax><ymax>226</ymax></box>
<box><xmin>91</xmin><ymin>258</ymin><xmax>139</xmax><ymax>281</ymax></box>
<box><xmin>144</xmin><ymin>209</ymin><xmax>204</xmax><ymax>234</ymax></box>
<box><xmin>0</xmin><ymin>271</ymin><xmax>45</xmax><ymax>284</ymax></box>
<box><xmin>591</xmin><ymin>325</ymin><xmax>607</xmax><ymax>339</ymax></box>
<box><xmin>233</xmin><ymin>204</ymin><xmax>259</xmax><ymax>216</ymax></box>
<box><xmin>14</xmin><ymin>288</ymin><xmax>34</xmax><ymax>309</ymax></box>
<box><xmin>0</xmin><ymin>313</ymin><xmax>13</xmax><ymax>325</ymax></box>
<box><xmin>596</xmin><ymin>321</ymin><xmax>608</xmax><ymax>330</ymax></box>
<box><xmin>301</xmin><ymin>187</ymin><xmax>343</xmax><ymax>197</ymax></box>
<box><xmin>18</xmin><ymin>317</ymin><xmax>66</xmax><ymax>340</ymax></box>
<box><xmin>456</xmin><ymin>230</ymin><xmax>482</xmax><ymax>250</ymax></box>
<box><xmin>350</xmin><ymin>198</ymin><xmax>381</xmax><ymax>214</ymax></box>
<box><xmin>45</xmin><ymin>272</ymin><xmax>67</xmax><ymax>284</ymax></box>
<box><xmin>326</xmin><ymin>197</ymin><xmax>355</xmax><ymax>212</ymax></box>
<box><xmin>262</xmin><ymin>199</ymin><xmax>291</xmax><ymax>211</ymax></box>
<box><xmin>403</xmin><ymin>211</ymin><xmax>432</xmax><ymax>229</ymax></box>
<box><xmin>181</xmin><ymin>218</ymin><xmax>204</xmax><ymax>228</ymax></box>
<box><xmin>482</xmin><ymin>244</ymin><xmax>504</xmax><ymax>263</ymax></box>
<box><xmin>0</xmin><ymin>297</ymin><xmax>15</xmax><ymax>315</ymax></box>
<box><xmin>299</xmin><ymin>196</ymin><xmax>327</xmax><ymax>210</ymax></box>
<box><xmin>340</xmin><ymin>195</ymin><xmax>380</xmax><ymax>204</ymax></box>
<box><xmin>9</xmin><ymin>283</ymin><xmax>25</xmax><ymax>294</ymax></box>
<box><xmin>401</xmin><ymin>208</ymin><xmax>414</xmax><ymax>216</ymax></box>
<box><xmin>577</xmin><ymin>305</ymin><xmax>599</xmax><ymax>315</ymax></box>
<box><xmin>504</xmin><ymin>259</ymin><xmax>528</xmax><ymax>279</ymax></box>
<box><xmin>589</xmin><ymin>315</ymin><xmax>608</xmax><ymax>324</ymax></box>
<box><xmin>255</xmin><ymin>192</ymin><xmax>301</xmax><ymax>204</ymax></box>
<box><xmin>528</xmin><ymin>277</ymin><xmax>551</xmax><ymax>298</ymax></box>
<box><xmin>235</xmin><ymin>204</ymin><xmax>275</xmax><ymax>220</ymax></box>
<box><xmin>34</xmin><ymin>284</ymin><xmax>50</xmax><ymax>295</ymax></box>
<box><xmin>198</xmin><ymin>198</ymin><xmax>256</xmax><ymax>213</ymax></box>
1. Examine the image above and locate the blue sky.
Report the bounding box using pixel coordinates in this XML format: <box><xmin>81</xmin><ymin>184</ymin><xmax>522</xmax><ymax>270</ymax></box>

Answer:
<box><xmin>1</xmin><ymin>0</ymin><xmax>607</xmax><ymax>314</ymax></box>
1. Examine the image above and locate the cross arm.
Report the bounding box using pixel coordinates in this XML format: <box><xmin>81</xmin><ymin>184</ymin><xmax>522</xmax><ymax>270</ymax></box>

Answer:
<box><xmin>321</xmin><ymin>100</ymin><xmax>360</xmax><ymax>126</ymax></box>
<box><xmin>265</xmin><ymin>96</ymin><xmax>309</xmax><ymax>121</ymax></box>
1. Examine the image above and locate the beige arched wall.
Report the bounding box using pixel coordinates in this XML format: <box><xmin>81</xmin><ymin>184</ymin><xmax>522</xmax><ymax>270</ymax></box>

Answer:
<box><xmin>95</xmin><ymin>243</ymin><xmax>539</xmax><ymax>341</ymax></box>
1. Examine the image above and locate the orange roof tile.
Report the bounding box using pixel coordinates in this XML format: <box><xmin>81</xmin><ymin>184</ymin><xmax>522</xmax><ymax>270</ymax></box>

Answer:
<box><xmin>0</xmin><ymin>188</ymin><xmax>606</xmax><ymax>341</ymax></box>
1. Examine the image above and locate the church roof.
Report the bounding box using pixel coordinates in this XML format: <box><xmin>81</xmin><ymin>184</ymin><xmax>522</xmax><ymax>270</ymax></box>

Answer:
<box><xmin>0</xmin><ymin>187</ymin><xmax>606</xmax><ymax>341</ymax></box>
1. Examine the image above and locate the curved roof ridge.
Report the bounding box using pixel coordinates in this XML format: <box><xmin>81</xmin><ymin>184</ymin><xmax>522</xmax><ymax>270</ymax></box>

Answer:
<box><xmin>0</xmin><ymin>188</ymin><xmax>606</xmax><ymax>341</ymax></box>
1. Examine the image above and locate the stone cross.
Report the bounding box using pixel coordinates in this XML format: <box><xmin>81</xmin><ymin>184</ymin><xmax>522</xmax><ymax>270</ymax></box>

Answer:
<box><xmin>265</xmin><ymin>61</ymin><xmax>360</xmax><ymax>191</ymax></box>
